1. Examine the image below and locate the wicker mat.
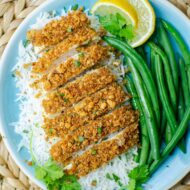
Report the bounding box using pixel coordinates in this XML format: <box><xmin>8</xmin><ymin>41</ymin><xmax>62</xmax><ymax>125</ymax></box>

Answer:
<box><xmin>0</xmin><ymin>0</ymin><xmax>189</xmax><ymax>189</ymax></box>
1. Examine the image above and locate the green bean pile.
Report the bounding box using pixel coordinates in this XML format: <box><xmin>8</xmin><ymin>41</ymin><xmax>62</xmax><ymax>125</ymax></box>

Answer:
<box><xmin>103</xmin><ymin>19</ymin><xmax>190</xmax><ymax>177</ymax></box>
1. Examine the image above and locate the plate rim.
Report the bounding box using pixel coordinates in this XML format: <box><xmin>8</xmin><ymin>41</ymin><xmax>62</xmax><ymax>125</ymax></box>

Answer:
<box><xmin>0</xmin><ymin>0</ymin><xmax>190</xmax><ymax>189</ymax></box>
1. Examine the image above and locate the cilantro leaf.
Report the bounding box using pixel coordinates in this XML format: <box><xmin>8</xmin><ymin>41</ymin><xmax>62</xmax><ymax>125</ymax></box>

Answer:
<box><xmin>123</xmin><ymin>165</ymin><xmax>149</xmax><ymax>190</ymax></box>
<box><xmin>34</xmin><ymin>160</ymin><xmax>81</xmax><ymax>190</ymax></box>
<box><xmin>35</xmin><ymin>165</ymin><xmax>46</xmax><ymax>180</ymax></box>
<box><xmin>30</xmin><ymin>129</ymin><xmax>81</xmax><ymax>190</ymax></box>
<box><xmin>112</xmin><ymin>173</ymin><xmax>120</xmax><ymax>182</ymax></box>
<box><xmin>127</xmin><ymin>179</ymin><xmax>136</xmax><ymax>190</ymax></box>
<box><xmin>106</xmin><ymin>173</ymin><xmax>113</xmax><ymax>180</ymax></box>
<box><xmin>23</xmin><ymin>39</ymin><xmax>30</xmax><ymax>47</ymax></box>
<box><xmin>99</xmin><ymin>13</ymin><xmax>134</xmax><ymax>40</ymax></box>
<box><xmin>61</xmin><ymin>175</ymin><xmax>81</xmax><ymax>190</ymax></box>
<box><xmin>128</xmin><ymin>165</ymin><xmax>149</xmax><ymax>184</ymax></box>
<box><xmin>43</xmin><ymin>160</ymin><xmax>64</xmax><ymax>181</ymax></box>
<box><xmin>119</xmin><ymin>25</ymin><xmax>134</xmax><ymax>39</ymax></box>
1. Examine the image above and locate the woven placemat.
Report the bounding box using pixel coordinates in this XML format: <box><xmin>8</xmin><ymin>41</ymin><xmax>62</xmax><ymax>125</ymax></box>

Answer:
<box><xmin>0</xmin><ymin>0</ymin><xmax>190</xmax><ymax>189</ymax></box>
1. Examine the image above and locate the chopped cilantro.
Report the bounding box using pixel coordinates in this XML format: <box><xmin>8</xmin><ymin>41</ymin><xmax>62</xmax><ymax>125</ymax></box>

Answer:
<box><xmin>102</xmin><ymin>137</ymin><xmax>108</xmax><ymax>141</ymax></box>
<box><xmin>78</xmin><ymin>136</ymin><xmax>85</xmax><ymax>142</ymax></box>
<box><xmin>11</xmin><ymin>73</ymin><xmax>16</xmax><ymax>78</ymax></box>
<box><xmin>72</xmin><ymin>4</ymin><xmax>79</xmax><ymax>11</ymax></box>
<box><xmin>99</xmin><ymin>13</ymin><xmax>134</xmax><ymax>40</ymax></box>
<box><xmin>106</xmin><ymin>173</ymin><xmax>124</xmax><ymax>187</ymax></box>
<box><xmin>23</xmin><ymin>39</ymin><xmax>30</xmax><ymax>47</ymax></box>
<box><xmin>35</xmin><ymin>123</ymin><xmax>39</xmax><ymax>128</ymax></box>
<box><xmin>74</xmin><ymin>60</ymin><xmax>81</xmax><ymax>67</ymax></box>
<box><xmin>63</xmin><ymin>6</ymin><xmax>67</xmax><ymax>12</ymax></box>
<box><xmin>23</xmin><ymin>130</ymin><xmax>29</xmax><ymax>133</ymax></box>
<box><xmin>78</xmin><ymin>52</ymin><xmax>85</xmax><ymax>58</ymax></box>
<box><xmin>64</xmin><ymin>98</ymin><xmax>69</xmax><ymax>103</ymax></box>
<box><xmin>59</xmin><ymin>93</ymin><xmax>65</xmax><ymax>97</ymax></box>
<box><xmin>106</xmin><ymin>173</ymin><xmax>113</xmax><ymax>180</ymax></box>
<box><xmin>97</xmin><ymin>127</ymin><xmax>102</xmax><ymax>134</ymax></box>
<box><xmin>49</xmin><ymin>128</ymin><xmax>53</xmax><ymax>134</ymax></box>
<box><xmin>67</xmin><ymin>27</ymin><xmax>73</xmax><ymax>33</ymax></box>
<box><xmin>91</xmin><ymin>149</ymin><xmax>97</xmax><ymax>155</ymax></box>
<box><xmin>112</xmin><ymin>173</ymin><xmax>120</xmax><ymax>182</ymax></box>
<box><xmin>48</xmin><ymin>10</ymin><xmax>56</xmax><ymax>18</ymax></box>
<box><xmin>91</xmin><ymin>179</ymin><xmax>97</xmax><ymax>186</ymax></box>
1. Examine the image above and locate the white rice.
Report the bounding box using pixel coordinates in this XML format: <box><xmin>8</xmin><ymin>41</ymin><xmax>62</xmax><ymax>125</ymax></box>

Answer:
<box><xmin>12</xmin><ymin>8</ymin><xmax>138</xmax><ymax>190</ymax></box>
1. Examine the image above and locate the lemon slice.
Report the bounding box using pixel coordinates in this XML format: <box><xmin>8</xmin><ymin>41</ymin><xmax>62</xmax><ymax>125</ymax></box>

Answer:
<box><xmin>91</xmin><ymin>0</ymin><xmax>138</xmax><ymax>27</ymax></box>
<box><xmin>91</xmin><ymin>0</ymin><xmax>156</xmax><ymax>47</ymax></box>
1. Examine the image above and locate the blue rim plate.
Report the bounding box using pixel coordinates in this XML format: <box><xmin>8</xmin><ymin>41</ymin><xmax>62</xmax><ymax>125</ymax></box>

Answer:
<box><xmin>0</xmin><ymin>0</ymin><xmax>190</xmax><ymax>189</ymax></box>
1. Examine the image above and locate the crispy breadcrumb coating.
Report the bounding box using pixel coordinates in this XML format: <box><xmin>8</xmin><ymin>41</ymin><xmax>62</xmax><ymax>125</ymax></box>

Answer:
<box><xmin>32</xmin><ymin>27</ymin><xmax>100</xmax><ymax>73</ymax></box>
<box><xmin>43</xmin><ymin>83</ymin><xmax>130</xmax><ymax>137</ymax></box>
<box><xmin>50</xmin><ymin>105</ymin><xmax>139</xmax><ymax>164</ymax></box>
<box><xmin>66</xmin><ymin>122</ymin><xmax>139</xmax><ymax>177</ymax></box>
<box><xmin>42</xmin><ymin>67</ymin><xmax>115</xmax><ymax>114</ymax></box>
<box><xmin>27</xmin><ymin>9</ymin><xmax>90</xmax><ymax>47</ymax></box>
<box><xmin>38</xmin><ymin>44</ymin><xmax>110</xmax><ymax>91</ymax></box>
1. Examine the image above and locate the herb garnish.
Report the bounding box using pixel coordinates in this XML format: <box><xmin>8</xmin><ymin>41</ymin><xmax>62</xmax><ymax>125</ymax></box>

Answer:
<box><xmin>78</xmin><ymin>52</ymin><xmax>85</xmax><ymax>58</ymax></box>
<box><xmin>126</xmin><ymin>165</ymin><xmax>149</xmax><ymax>190</ymax></box>
<box><xmin>59</xmin><ymin>93</ymin><xmax>65</xmax><ymax>97</ymax></box>
<box><xmin>23</xmin><ymin>39</ymin><xmax>30</xmax><ymax>47</ymax></box>
<box><xmin>97</xmin><ymin>127</ymin><xmax>102</xmax><ymax>134</ymax></box>
<box><xmin>67</xmin><ymin>27</ymin><xmax>73</xmax><ymax>33</ymax></box>
<box><xmin>64</xmin><ymin>98</ymin><xmax>69</xmax><ymax>103</ymax></box>
<box><xmin>34</xmin><ymin>159</ymin><xmax>81</xmax><ymax>190</ymax></box>
<box><xmin>72</xmin><ymin>4</ymin><xmax>79</xmax><ymax>11</ymax></box>
<box><xmin>23</xmin><ymin>130</ymin><xmax>29</xmax><ymax>133</ymax></box>
<box><xmin>106</xmin><ymin>173</ymin><xmax>123</xmax><ymax>187</ymax></box>
<box><xmin>11</xmin><ymin>73</ymin><xmax>16</xmax><ymax>78</ymax></box>
<box><xmin>49</xmin><ymin>128</ymin><xmax>53</xmax><ymax>134</ymax></box>
<box><xmin>74</xmin><ymin>60</ymin><xmax>81</xmax><ymax>67</ymax></box>
<box><xmin>30</xmin><ymin>131</ymin><xmax>81</xmax><ymax>190</ymax></box>
<box><xmin>91</xmin><ymin>149</ymin><xmax>97</xmax><ymax>155</ymax></box>
<box><xmin>99</xmin><ymin>13</ymin><xmax>134</xmax><ymax>40</ymax></box>
<box><xmin>78</xmin><ymin>136</ymin><xmax>85</xmax><ymax>142</ymax></box>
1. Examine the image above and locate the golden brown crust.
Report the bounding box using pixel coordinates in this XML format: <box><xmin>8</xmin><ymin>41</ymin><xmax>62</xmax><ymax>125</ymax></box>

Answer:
<box><xmin>38</xmin><ymin>44</ymin><xmax>110</xmax><ymax>91</ymax></box>
<box><xmin>50</xmin><ymin>105</ymin><xmax>139</xmax><ymax>164</ymax></box>
<box><xmin>42</xmin><ymin>67</ymin><xmax>115</xmax><ymax>114</ymax></box>
<box><xmin>43</xmin><ymin>83</ymin><xmax>130</xmax><ymax>137</ymax></box>
<box><xmin>32</xmin><ymin>27</ymin><xmax>100</xmax><ymax>73</ymax></box>
<box><xmin>27</xmin><ymin>9</ymin><xmax>90</xmax><ymax>47</ymax></box>
<box><xmin>66</xmin><ymin>122</ymin><xmax>139</xmax><ymax>177</ymax></box>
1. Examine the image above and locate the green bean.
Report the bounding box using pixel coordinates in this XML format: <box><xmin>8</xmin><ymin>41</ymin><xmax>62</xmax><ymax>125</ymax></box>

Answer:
<box><xmin>165</xmin><ymin>124</ymin><xmax>172</xmax><ymax>144</ymax></box>
<box><xmin>177</xmin><ymin>78</ymin><xmax>187</xmax><ymax>153</ymax></box>
<box><xmin>162</xmin><ymin>20</ymin><xmax>190</xmax><ymax>93</ymax></box>
<box><xmin>150</xmin><ymin>105</ymin><xmax>190</xmax><ymax>174</ymax></box>
<box><xmin>178</xmin><ymin>84</ymin><xmax>185</xmax><ymax>122</ymax></box>
<box><xmin>161</xmin><ymin>112</ymin><xmax>167</xmax><ymax>135</ymax></box>
<box><xmin>150</xmin><ymin>48</ymin><xmax>156</xmax><ymax>80</ymax></box>
<box><xmin>127</xmin><ymin>58</ymin><xmax>160</xmax><ymax>160</ymax></box>
<box><xmin>158</xmin><ymin>22</ymin><xmax>178</xmax><ymax>92</ymax></box>
<box><xmin>154</xmin><ymin>54</ymin><xmax>185</xmax><ymax>151</ymax></box>
<box><xmin>179</xmin><ymin>58</ymin><xmax>190</xmax><ymax>108</ymax></box>
<box><xmin>153</xmin><ymin>54</ymin><xmax>176</xmax><ymax>130</ymax></box>
<box><xmin>148</xmin><ymin>42</ymin><xmax>177</xmax><ymax>112</ymax></box>
<box><xmin>125</xmin><ymin>75</ymin><xmax>150</xmax><ymax>165</ymax></box>
<box><xmin>103</xmin><ymin>36</ymin><xmax>160</xmax><ymax>127</ymax></box>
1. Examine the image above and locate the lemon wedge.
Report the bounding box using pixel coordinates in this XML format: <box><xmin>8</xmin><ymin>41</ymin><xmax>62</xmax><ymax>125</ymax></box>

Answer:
<box><xmin>91</xmin><ymin>0</ymin><xmax>156</xmax><ymax>47</ymax></box>
<box><xmin>91</xmin><ymin>0</ymin><xmax>138</xmax><ymax>27</ymax></box>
